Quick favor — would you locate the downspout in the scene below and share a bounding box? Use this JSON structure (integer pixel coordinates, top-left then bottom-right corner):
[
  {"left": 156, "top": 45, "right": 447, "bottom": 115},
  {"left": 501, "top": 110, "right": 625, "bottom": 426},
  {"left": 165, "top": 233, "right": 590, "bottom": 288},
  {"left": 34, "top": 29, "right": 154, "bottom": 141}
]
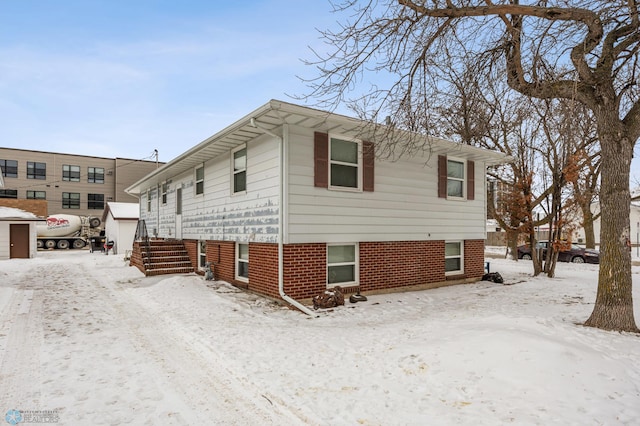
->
[{"left": 250, "top": 118, "right": 316, "bottom": 316}]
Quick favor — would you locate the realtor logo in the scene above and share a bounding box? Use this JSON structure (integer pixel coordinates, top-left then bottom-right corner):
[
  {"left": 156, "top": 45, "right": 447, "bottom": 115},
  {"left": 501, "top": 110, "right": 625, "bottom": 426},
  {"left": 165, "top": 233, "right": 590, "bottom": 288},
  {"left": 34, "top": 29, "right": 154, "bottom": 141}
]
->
[
  {"left": 4, "top": 409, "right": 59, "bottom": 424},
  {"left": 5, "top": 410, "right": 22, "bottom": 425}
]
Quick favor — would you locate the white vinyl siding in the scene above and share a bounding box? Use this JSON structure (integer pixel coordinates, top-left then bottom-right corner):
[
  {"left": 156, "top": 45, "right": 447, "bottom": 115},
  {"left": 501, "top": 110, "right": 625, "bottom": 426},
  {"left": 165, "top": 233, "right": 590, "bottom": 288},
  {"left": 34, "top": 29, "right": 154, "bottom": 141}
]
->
[
  {"left": 142, "top": 133, "right": 280, "bottom": 242},
  {"left": 287, "top": 126, "right": 486, "bottom": 244}
]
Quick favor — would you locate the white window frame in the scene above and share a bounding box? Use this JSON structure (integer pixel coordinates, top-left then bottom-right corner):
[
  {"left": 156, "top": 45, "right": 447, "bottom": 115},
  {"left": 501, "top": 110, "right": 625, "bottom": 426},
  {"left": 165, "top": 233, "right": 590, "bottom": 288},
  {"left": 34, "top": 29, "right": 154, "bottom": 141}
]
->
[
  {"left": 328, "top": 134, "right": 362, "bottom": 192},
  {"left": 198, "top": 240, "right": 207, "bottom": 271},
  {"left": 444, "top": 241, "right": 464, "bottom": 275},
  {"left": 326, "top": 243, "right": 359, "bottom": 288},
  {"left": 446, "top": 157, "right": 466, "bottom": 199},
  {"left": 236, "top": 242, "right": 249, "bottom": 282},
  {"left": 195, "top": 165, "right": 204, "bottom": 196},
  {"left": 231, "top": 145, "right": 247, "bottom": 195},
  {"left": 161, "top": 182, "right": 168, "bottom": 205}
]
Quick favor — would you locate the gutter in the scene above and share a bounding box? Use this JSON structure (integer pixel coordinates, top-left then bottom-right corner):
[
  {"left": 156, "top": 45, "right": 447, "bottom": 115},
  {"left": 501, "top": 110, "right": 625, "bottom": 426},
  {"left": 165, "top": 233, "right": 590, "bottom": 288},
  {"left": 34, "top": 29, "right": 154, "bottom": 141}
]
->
[{"left": 249, "top": 118, "right": 316, "bottom": 316}]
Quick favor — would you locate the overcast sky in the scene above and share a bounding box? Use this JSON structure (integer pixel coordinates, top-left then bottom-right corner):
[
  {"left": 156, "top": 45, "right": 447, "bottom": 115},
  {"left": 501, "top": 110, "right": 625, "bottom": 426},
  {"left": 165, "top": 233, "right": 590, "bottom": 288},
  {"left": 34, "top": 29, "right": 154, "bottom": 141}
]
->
[
  {"left": 2, "top": 1, "right": 640, "bottom": 185},
  {"left": 0, "top": 0, "right": 341, "bottom": 163}
]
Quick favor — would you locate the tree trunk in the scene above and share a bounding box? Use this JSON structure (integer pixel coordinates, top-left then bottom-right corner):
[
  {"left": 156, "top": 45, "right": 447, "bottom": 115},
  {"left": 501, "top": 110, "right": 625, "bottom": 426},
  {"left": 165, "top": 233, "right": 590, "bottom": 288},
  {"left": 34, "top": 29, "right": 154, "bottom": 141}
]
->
[
  {"left": 582, "top": 212, "right": 596, "bottom": 249},
  {"left": 584, "top": 120, "right": 639, "bottom": 332},
  {"left": 507, "top": 231, "right": 519, "bottom": 260}
]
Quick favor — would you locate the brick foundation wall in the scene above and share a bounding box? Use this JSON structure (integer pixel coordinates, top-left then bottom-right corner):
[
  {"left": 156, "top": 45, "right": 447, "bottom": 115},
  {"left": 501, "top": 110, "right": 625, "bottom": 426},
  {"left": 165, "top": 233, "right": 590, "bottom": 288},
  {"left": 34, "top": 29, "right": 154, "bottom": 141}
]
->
[
  {"left": 359, "top": 241, "right": 446, "bottom": 292},
  {"left": 282, "top": 243, "right": 327, "bottom": 300},
  {"left": 248, "top": 243, "right": 280, "bottom": 298},
  {"left": 465, "top": 239, "right": 485, "bottom": 278},
  {"left": 178, "top": 238, "right": 485, "bottom": 302},
  {"left": 183, "top": 239, "right": 198, "bottom": 270},
  {"left": 203, "top": 241, "right": 236, "bottom": 284}
]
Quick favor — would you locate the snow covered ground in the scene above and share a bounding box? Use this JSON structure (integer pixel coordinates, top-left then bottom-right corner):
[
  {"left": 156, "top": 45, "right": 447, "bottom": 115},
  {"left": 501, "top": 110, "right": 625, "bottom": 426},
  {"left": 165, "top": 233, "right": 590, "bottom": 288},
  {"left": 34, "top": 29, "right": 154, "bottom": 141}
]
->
[{"left": 1, "top": 249, "right": 639, "bottom": 425}]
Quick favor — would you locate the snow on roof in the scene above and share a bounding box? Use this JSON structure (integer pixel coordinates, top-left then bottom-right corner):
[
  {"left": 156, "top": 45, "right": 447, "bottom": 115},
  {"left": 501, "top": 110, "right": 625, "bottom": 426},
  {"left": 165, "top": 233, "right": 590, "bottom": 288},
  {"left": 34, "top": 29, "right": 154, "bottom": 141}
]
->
[
  {"left": 0, "top": 206, "right": 40, "bottom": 219},
  {"left": 105, "top": 202, "right": 139, "bottom": 220}
]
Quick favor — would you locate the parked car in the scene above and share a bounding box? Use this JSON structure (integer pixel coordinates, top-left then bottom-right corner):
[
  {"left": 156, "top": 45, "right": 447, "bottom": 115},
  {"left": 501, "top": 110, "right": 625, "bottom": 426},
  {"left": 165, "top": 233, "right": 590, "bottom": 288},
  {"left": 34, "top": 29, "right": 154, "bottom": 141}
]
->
[{"left": 517, "top": 241, "right": 600, "bottom": 264}]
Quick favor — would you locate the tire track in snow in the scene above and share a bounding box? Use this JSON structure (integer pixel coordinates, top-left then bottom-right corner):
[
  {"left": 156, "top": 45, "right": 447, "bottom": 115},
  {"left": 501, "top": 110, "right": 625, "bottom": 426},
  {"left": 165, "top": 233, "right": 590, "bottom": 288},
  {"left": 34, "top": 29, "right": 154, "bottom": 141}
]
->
[
  {"left": 0, "top": 269, "right": 46, "bottom": 414},
  {"left": 84, "top": 263, "right": 306, "bottom": 425}
]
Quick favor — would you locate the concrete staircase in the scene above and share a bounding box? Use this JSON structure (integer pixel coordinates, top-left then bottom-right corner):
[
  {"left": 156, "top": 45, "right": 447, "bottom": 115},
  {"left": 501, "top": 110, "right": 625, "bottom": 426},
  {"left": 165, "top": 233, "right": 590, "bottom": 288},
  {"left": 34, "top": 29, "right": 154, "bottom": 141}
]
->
[{"left": 130, "top": 239, "right": 194, "bottom": 276}]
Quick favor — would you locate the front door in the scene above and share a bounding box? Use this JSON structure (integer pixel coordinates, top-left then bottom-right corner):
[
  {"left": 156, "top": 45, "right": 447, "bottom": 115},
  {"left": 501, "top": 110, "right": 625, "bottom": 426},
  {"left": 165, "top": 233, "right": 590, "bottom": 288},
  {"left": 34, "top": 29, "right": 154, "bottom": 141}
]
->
[
  {"left": 175, "top": 187, "right": 182, "bottom": 239},
  {"left": 10, "top": 224, "right": 30, "bottom": 259}
]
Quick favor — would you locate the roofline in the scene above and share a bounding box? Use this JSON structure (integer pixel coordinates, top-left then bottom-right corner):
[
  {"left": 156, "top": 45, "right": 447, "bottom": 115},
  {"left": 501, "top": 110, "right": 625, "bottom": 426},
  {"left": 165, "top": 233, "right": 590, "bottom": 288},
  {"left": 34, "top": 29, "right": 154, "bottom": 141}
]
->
[
  {"left": 0, "top": 146, "right": 162, "bottom": 164},
  {"left": 125, "top": 99, "right": 510, "bottom": 195},
  {"left": 126, "top": 100, "right": 279, "bottom": 194}
]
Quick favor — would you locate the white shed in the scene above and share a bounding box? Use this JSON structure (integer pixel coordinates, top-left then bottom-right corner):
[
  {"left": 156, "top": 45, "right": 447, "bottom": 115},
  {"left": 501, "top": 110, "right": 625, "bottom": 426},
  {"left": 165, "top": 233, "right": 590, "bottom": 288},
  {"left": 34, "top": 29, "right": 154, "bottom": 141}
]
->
[
  {"left": 0, "top": 207, "right": 45, "bottom": 260},
  {"left": 102, "top": 202, "right": 139, "bottom": 255}
]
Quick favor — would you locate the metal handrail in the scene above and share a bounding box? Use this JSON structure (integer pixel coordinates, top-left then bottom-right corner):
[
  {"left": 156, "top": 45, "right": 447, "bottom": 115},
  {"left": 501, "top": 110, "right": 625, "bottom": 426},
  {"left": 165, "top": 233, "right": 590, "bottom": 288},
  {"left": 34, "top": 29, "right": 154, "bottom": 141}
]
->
[{"left": 134, "top": 220, "right": 151, "bottom": 269}]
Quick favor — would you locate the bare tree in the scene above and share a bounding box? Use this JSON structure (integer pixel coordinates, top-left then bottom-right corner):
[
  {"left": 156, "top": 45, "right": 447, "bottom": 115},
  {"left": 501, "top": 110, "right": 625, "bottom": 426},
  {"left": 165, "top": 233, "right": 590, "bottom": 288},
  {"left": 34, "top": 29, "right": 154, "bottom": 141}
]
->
[{"left": 305, "top": 1, "right": 640, "bottom": 332}]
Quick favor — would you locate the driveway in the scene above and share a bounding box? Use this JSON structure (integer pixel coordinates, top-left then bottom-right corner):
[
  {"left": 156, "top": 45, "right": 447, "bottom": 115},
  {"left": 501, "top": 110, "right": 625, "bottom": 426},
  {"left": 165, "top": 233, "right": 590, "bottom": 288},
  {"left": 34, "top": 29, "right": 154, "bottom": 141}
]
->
[{"left": 0, "top": 252, "right": 300, "bottom": 425}]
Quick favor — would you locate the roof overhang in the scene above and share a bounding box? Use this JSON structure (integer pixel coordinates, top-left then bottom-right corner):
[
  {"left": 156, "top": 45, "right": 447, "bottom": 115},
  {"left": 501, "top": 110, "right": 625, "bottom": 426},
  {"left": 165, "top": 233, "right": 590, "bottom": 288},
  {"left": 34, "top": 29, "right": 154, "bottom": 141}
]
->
[{"left": 125, "top": 99, "right": 510, "bottom": 195}]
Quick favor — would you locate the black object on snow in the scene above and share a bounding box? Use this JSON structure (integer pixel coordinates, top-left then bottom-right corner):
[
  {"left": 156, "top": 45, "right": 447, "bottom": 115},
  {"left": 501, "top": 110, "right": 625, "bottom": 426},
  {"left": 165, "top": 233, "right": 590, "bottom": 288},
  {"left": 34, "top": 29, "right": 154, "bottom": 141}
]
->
[{"left": 481, "top": 272, "right": 504, "bottom": 284}]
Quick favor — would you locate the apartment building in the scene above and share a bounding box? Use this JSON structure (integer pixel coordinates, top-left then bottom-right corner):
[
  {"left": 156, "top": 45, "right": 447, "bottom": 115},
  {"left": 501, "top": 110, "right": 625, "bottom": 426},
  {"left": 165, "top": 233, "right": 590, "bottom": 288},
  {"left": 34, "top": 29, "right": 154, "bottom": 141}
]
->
[{"left": 0, "top": 148, "right": 162, "bottom": 217}]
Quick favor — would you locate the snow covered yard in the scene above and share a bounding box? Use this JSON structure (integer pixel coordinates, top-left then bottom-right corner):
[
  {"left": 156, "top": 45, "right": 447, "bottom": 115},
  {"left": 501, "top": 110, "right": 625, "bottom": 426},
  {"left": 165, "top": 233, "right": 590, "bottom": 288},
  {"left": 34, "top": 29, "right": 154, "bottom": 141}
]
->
[{"left": 0, "top": 251, "right": 639, "bottom": 425}]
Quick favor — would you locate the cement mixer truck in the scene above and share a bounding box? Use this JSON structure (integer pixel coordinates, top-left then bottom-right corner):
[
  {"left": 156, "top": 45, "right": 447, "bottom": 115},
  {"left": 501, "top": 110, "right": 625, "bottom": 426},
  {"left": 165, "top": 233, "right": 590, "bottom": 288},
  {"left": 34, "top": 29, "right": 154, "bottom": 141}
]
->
[{"left": 36, "top": 214, "right": 103, "bottom": 250}]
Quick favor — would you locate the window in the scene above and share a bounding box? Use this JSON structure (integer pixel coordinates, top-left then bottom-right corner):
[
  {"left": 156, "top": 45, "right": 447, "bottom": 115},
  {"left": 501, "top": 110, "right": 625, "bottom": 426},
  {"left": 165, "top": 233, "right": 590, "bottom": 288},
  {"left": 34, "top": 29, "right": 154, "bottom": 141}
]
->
[
  {"left": 176, "top": 187, "right": 182, "bottom": 214},
  {"left": 327, "top": 244, "right": 358, "bottom": 287},
  {"left": 0, "top": 189, "right": 17, "bottom": 199},
  {"left": 438, "top": 156, "right": 474, "bottom": 200},
  {"left": 27, "top": 162, "right": 46, "bottom": 179},
  {"left": 62, "top": 192, "right": 80, "bottom": 209},
  {"left": 27, "top": 190, "right": 46, "bottom": 199},
  {"left": 88, "top": 167, "right": 104, "bottom": 184},
  {"left": 199, "top": 240, "right": 207, "bottom": 270},
  {"left": 161, "top": 182, "right": 168, "bottom": 204},
  {"left": 445, "top": 242, "right": 463, "bottom": 275},
  {"left": 62, "top": 165, "right": 80, "bottom": 182},
  {"left": 447, "top": 159, "right": 465, "bottom": 198},
  {"left": 232, "top": 146, "right": 246, "bottom": 193},
  {"left": 146, "top": 189, "right": 151, "bottom": 212},
  {"left": 88, "top": 193, "right": 104, "bottom": 210},
  {"left": 330, "top": 136, "right": 361, "bottom": 189},
  {"left": 195, "top": 166, "right": 204, "bottom": 195},
  {"left": 315, "top": 132, "right": 374, "bottom": 191},
  {"left": 0, "top": 159, "right": 18, "bottom": 178},
  {"left": 236, "top": 243, "right": 249, "bottom": 281}
]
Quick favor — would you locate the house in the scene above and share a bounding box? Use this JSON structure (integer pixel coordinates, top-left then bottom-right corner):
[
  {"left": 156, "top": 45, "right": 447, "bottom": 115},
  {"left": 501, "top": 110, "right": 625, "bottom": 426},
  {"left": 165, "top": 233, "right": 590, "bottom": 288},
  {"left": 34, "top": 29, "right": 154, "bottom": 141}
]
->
[
  {"left": 125, "top": 100, "right": 507, "bottom": 311},
  {"left": 0, "top": 207, "right": 46, "bottom": 260},
  {"left": 102, "top": 202, "right": 140, "bottom": 255},
  {"left": 576, "top": 199, "right": 640, "bottom": 248}
]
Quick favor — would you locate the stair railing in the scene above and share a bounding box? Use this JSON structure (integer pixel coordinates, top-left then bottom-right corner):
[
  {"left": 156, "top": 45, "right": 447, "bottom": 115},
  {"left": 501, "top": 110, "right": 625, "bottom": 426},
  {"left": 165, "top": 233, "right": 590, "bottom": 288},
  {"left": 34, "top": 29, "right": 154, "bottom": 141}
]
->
[{"left": 134, "top": 220, "right": 151, "bottom": 270}]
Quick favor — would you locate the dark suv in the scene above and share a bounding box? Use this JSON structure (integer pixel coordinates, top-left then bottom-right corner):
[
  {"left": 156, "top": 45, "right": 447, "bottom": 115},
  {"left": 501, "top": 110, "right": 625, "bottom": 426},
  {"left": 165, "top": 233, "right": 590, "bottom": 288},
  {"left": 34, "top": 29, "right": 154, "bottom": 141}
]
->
[{"left": 517, "top": 241, "right": 600, "bottom": 264}]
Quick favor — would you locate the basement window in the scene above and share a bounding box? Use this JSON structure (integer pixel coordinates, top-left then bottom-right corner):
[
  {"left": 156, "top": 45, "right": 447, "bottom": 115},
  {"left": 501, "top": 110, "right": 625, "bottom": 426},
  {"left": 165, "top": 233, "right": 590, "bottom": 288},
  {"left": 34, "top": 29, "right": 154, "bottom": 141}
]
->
[
  {"left": 327, "top": 244, "right": 358, "bottom": 287},
  {"left": 199, "top": 240, "right": 207, "bottom": 270},
  {"left": 445, "top": 241, "right": 464, "bottom": 275},
  {"left": 236, "top": 243, "right": 249, "bottom": 282}
]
